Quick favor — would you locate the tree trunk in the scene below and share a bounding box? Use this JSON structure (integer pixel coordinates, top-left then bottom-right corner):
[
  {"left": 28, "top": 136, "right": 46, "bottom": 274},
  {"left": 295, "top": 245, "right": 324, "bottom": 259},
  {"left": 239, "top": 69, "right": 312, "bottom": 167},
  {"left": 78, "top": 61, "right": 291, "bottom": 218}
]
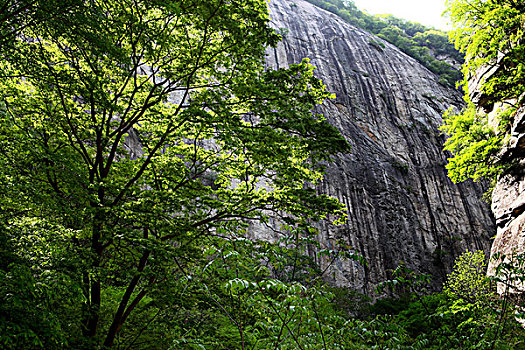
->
[
  {"left": 103, "top": 231, "right": 151, "bottom": 348},
  {"left": 85, "top": 207, "right": 104, "bottom": 338}
]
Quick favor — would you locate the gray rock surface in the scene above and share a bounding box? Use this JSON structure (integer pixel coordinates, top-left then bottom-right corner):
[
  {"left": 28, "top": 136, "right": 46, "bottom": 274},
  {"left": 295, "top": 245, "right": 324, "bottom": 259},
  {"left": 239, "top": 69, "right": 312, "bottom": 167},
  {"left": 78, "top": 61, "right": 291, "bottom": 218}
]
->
[
  {"left": 462, "top": 34, "right": 525, "bottom": 294},
  {"left": 262, "top": 0, "right": 495, "bottom": 294},
  {"left": 488, "top": 108, "right": 525, "bottom": 293}
]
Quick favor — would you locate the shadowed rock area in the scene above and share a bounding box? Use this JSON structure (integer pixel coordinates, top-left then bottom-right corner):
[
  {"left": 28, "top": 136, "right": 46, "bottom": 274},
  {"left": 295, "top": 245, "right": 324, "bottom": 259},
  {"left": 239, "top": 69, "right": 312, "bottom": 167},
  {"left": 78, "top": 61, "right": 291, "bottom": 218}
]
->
[{"left": 260, "top": 0, "right": 495, "bottom": 294}]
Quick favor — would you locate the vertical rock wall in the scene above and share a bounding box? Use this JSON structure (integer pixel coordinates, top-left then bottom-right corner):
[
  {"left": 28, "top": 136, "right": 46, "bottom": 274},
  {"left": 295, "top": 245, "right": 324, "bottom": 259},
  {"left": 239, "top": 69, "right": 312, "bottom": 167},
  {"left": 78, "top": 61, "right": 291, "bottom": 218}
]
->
[
  {"left": 262, "top": 0, "right": 495, "bottom": 294},
  {"left": 465, "top": 43, "right": 525, "bottom": 295},
  {"left": 487, "top": 104, "right": 525, "bottom": 294}
]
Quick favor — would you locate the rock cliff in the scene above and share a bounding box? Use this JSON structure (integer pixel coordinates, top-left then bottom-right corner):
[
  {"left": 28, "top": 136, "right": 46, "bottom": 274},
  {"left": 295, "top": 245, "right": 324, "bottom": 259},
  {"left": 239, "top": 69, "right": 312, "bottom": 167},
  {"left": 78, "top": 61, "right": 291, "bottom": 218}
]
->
[
  {"left": 262, "top": 0, "right": 495, "bottom": 294},
  {"left": 474, "top": 69, "right": 525, "bottom": 294}
]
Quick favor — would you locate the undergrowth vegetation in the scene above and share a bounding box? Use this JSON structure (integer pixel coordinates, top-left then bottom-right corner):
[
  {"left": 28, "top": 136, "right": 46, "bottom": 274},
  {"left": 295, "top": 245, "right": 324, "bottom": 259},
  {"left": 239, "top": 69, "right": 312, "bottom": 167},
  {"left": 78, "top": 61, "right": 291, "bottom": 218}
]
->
[{"left": 3, "top": 225, "right": 525, "bottom": 349}]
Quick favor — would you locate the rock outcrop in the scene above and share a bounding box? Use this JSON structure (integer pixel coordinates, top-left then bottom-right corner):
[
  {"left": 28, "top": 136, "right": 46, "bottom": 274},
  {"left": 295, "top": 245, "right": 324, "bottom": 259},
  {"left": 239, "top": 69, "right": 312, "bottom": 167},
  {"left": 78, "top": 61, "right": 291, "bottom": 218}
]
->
[
  {"left": 462, "top": 28, "right": 525, "bottom": 296},
  {"left": 486, "top": 101, "right": 525, "bottom": 295},
  {"left": 261, "top": 0, "right": 495, "bottom": 294}
]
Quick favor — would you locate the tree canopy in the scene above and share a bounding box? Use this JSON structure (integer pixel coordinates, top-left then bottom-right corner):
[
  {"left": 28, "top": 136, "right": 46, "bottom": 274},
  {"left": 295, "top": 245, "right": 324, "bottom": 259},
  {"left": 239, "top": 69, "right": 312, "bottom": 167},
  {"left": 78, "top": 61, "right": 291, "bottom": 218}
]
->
[
  {"left": 441, "top": 0, "right": 525, "bottom": 185},
  {"left": 0, "top": 0, "right": 350, "bottom": 347},
  {"left": 448, "top": 0, "right": 525, "bottom": 102},
  {"left": 0, "top": 0, "right": 84, "bottom": 49}
]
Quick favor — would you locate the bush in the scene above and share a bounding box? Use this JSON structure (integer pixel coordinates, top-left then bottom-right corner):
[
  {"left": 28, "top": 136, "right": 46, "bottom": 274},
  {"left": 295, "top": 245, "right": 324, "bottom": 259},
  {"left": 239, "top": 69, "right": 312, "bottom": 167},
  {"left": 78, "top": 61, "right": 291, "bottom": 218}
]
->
[{"left": 444, "top": 250, "right": 493, "bottom": 303}]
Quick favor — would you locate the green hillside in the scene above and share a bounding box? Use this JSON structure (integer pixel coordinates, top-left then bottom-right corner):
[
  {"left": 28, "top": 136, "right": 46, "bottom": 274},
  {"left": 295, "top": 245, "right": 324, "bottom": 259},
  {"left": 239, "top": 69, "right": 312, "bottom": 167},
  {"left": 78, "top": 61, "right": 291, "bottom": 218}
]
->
[{"left": 303, "top": 0, "right": 463, "bottom": 87}]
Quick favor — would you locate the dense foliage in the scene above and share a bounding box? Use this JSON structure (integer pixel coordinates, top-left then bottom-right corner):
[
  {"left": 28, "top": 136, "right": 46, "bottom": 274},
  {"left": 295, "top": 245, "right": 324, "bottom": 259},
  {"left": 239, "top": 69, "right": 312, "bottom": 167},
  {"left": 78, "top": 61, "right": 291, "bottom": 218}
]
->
[
  {"left": 1, "top": 0, "right": 524, "bottom": 349},
  {"left": 441, "top": 103, "right": 510, "bottom": 183},
  {"left": 441, "top": 0, "right": 525, "bottom": 185},
  {"left": 0, "top": 0, "right": 350, "bottom": 347},
  {"left": 303, "top": 0, "right": 463, "bottom": 87},
  {"left": 0, "top": 1, "right": 83, "bottom": 48}
]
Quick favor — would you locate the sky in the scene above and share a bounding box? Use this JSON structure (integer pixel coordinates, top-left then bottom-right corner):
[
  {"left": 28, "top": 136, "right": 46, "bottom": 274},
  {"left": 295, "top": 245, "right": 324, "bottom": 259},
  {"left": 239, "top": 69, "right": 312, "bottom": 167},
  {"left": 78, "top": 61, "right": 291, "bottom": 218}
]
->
[{"left": 351, "top": 0, "right": 452, "bottom": 31}]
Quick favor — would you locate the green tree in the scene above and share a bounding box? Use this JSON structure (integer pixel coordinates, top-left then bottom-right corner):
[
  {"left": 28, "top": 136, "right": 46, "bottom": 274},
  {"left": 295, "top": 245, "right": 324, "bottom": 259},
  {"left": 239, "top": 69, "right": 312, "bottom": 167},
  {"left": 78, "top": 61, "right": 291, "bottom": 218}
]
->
[
  {"left": 444, "top": 250, "right": 492, "bottom": 303},
  {"left": 0, "top": 0, "right": 84, "bottom": 49},
  {"left": 447, "top": 0, "right": 525, "bottom": 102},
  {"left": 441, "top": 104, "right": 508, "bottom": 183},
  {"left": 442, "top": 0, "right": 525, "bottom": 185},
  {"left": 0, "top": 0, "right": 349, "bottom": 347}
]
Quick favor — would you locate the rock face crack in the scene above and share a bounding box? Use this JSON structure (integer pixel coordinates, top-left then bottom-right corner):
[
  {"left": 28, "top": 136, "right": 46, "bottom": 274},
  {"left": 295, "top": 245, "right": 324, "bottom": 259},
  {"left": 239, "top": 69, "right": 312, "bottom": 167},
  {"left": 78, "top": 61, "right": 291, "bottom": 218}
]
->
[{"left": 253, "top": 0, "right": 495, "bottom": 294}]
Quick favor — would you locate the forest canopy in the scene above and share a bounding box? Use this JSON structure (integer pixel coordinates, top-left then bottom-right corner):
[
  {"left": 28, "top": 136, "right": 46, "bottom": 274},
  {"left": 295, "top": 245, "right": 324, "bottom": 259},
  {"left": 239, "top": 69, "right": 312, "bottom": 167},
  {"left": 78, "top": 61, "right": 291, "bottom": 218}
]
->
[
  {"left": 303, "top": 0, "right": 464, "bottom": 87},
  {"left": 0, "top": 0, "right": 350, "bottom": 347},
  {"left": 1, "top": 0, "right": 525, "bottom": 349},
  {"left": 441, "top": 0, "right": 525, "bottom": 185}
]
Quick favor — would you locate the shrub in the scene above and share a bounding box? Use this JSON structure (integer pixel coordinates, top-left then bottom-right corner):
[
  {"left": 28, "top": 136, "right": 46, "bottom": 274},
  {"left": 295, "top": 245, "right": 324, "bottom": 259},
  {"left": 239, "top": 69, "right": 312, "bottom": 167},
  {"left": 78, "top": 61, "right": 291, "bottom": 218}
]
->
[{"left": 444, "top": 250, "right": 493, "bottom": 303}]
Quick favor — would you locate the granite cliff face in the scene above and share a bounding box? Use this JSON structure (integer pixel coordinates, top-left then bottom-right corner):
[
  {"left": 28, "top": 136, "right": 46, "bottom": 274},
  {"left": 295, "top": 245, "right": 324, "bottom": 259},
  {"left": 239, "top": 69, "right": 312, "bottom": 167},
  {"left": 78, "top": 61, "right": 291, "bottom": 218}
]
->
[
  {"left": 471, "top": 62, "right": 525, "bottom": 293},
  {"left": 261, "top": 0, "right": 495, "bottom": 294}
]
